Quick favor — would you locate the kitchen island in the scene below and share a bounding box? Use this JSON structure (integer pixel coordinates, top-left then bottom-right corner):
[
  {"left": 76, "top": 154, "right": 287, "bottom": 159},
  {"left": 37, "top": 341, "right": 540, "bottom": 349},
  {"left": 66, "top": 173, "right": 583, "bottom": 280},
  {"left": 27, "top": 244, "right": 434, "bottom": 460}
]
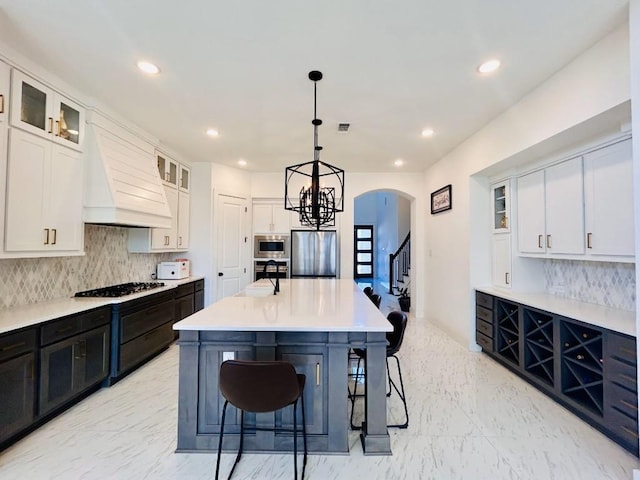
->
[{"left": 173, "top": 278, "right": 393, "bottom": 455}]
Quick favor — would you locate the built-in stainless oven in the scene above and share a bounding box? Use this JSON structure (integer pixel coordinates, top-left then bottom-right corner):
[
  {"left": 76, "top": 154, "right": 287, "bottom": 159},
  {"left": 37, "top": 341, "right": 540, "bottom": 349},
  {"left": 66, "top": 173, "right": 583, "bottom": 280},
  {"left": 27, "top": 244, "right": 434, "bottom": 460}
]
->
[
  {"left": 254, "top": 235, "right": 289, "bottom": 259},
  {"left": 254, "top": 260, "right": 288, "bottom": 281}
]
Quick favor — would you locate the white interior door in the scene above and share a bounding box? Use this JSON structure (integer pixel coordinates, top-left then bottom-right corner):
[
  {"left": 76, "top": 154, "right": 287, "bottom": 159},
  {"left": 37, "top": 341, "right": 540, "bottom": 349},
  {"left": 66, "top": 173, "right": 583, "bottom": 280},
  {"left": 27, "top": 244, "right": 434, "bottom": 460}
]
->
[{"left": 216, "top": 194, "right": 249, "bottom": 300}]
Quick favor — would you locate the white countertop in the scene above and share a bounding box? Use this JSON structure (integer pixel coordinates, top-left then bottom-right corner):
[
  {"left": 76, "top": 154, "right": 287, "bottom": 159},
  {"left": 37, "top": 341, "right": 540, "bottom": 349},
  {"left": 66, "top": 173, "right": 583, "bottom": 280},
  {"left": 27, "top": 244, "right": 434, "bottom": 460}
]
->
[
  {"left": 477, "top": 286, "right": 636, "bottom": 337},
  {"left": 0, "top": 276, "right": 204, "bottom": 335},
  {"left": 174, "top": 278, "right": 393, "bottom": 333}
]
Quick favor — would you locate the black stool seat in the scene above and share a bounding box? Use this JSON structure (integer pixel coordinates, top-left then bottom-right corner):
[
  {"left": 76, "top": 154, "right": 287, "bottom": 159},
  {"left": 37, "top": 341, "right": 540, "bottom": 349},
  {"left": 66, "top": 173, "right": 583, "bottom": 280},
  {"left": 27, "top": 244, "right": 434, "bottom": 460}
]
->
[{"left": 216, "top": 360, "right": 307, "bottom": 480}]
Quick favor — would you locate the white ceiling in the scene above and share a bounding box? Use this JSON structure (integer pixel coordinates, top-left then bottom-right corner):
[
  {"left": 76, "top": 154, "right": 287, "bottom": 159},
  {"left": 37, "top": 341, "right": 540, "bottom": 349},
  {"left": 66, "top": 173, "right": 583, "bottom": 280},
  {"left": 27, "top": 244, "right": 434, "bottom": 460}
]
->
[{"left": 0, "top": 0, "right": 629, "bottom": 172}]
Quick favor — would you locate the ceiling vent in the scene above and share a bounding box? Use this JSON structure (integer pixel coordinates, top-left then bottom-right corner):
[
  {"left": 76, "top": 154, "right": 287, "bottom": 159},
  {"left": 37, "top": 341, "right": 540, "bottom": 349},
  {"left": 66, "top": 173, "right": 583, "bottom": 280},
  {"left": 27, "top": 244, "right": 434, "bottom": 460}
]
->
[{"left": 337, "top": 123, "right": 350, "bottom": 132}]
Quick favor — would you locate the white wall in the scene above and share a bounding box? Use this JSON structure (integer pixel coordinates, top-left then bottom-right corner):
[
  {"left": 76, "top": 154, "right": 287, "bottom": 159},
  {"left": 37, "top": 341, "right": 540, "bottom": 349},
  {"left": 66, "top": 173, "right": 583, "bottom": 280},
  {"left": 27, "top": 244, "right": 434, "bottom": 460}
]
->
[{"left": 424, "top": 24, "right": 631, "bottom": 347}]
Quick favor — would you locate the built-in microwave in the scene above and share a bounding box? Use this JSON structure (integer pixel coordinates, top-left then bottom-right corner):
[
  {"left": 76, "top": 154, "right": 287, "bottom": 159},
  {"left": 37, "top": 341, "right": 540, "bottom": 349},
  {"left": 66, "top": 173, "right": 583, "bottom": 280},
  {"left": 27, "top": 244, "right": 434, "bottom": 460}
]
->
[{"left": 254, "top": 235, "right": 289, "bottom": 258}]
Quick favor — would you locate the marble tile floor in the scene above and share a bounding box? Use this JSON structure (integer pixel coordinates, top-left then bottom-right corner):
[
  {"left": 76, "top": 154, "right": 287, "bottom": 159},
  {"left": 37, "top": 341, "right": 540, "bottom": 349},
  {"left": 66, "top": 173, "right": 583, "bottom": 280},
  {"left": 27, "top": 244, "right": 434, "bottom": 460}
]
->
[{"left": 1, "top": 295, "right": 639, "bottom": 479}]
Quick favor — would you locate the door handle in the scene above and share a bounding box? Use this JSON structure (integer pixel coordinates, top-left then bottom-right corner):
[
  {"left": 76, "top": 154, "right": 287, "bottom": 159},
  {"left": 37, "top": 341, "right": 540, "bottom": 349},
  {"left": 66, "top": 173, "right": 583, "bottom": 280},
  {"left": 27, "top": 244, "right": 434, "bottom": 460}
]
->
[{"left": 218, "top": 272, "right": 224, "bottom": 276}]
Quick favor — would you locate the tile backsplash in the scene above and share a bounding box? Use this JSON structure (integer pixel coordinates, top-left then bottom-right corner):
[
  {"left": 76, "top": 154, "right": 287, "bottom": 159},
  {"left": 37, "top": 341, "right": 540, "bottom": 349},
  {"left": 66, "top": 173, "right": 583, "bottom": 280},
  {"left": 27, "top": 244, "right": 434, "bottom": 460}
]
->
[
  {"left": 0, "top": 225, "right": 175, "bottom": 309},
  {"left": 544, "top": 259, "right": 636, "bottom": 311}
]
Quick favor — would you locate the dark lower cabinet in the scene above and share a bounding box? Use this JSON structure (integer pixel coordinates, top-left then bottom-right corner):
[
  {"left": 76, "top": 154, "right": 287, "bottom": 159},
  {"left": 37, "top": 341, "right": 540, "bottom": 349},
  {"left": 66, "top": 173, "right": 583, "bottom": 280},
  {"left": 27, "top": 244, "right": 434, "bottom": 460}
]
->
[
  {"left": 476, "top": 290, "right": 639, "bottom": 456},
  {"left": 0, "top": 328, "right": 37, "bottom": 445},
  {"left": 39, "top": 309, "right": 111, "bottom": 416},
  {"left": 194, "top": 279, "right": 205, "bottom": 311}
]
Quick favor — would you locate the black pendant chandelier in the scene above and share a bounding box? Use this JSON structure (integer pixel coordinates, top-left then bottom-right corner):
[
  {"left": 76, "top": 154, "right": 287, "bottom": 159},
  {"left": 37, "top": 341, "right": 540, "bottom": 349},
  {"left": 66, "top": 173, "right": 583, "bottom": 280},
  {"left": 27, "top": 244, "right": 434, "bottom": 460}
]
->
[{"left": 285, "top": 71, "right": 344, "bottom": 230}]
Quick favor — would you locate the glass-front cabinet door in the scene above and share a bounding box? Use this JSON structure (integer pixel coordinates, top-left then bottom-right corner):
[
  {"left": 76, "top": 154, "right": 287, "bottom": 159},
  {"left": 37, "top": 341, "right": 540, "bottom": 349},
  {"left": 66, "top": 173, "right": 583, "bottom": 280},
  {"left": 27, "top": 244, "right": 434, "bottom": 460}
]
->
[
  {"left": 10, "top": 70, "right": 84, "bottom": 151},
  {"left": 11, "top": 70, "right": 51, "bottom": 137},
  {"left": 157, "top": 153, "right": 178, "bottom": 187},
  {"left": 53, "top": 97, "right": 84, "bottom": 149},
  {"left": 179, "top": 164, "right": 190, "bottom": 192},
  {"left": 491, "top": 180, "right": 510, "bottom": 233}
]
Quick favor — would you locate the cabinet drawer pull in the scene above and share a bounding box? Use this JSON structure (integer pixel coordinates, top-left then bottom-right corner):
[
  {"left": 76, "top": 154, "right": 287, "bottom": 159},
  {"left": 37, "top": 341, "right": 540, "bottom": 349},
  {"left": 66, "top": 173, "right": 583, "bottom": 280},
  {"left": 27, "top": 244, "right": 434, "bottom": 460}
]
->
[
  {"left": 620, "top": 399, "right": 638, "bottom": 411},
  {"left": 538, "top": 235, "right": 543, "bottom": 248},
  {"left": 546, "top": 235, "right": 551, "bottom": 249},
  {"left": 44, "top": 228, "right": 50, "bottom": 245},
  {"left": 1, "top": 341, "right": 26, "bottom": 352},
  {"left": 0, "top": 93, "right": 4, "bottom": 113},
  {"left": 48, "top": 117, "right": 54, "bottom": 134},
  {"left": 52, "top": 228, "right": 57, "bottom": 245},
  {"left": 587, "top": 232, "right": 593, "bottom": 249},
  {"left": 316, "top": 362, "right": 320, "bottom": 385},
  {"left": 622, "top": 426, "right": 639, "bottom": 439}
]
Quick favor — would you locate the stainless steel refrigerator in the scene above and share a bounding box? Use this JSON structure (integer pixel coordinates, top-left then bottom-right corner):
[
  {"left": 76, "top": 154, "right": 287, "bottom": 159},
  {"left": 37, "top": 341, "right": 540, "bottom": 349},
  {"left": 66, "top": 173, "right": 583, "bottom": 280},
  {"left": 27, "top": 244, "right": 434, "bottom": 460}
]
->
[{"left": 290, "top": 230, "right": 338, "bottom": 277}]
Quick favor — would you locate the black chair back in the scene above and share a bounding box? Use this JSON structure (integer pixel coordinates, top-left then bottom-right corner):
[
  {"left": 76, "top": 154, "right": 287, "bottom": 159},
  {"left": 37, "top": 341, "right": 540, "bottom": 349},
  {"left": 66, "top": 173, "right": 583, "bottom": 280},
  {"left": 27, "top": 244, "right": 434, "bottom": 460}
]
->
[
  {"left": 219, "top": 360, "right": 304, "bottom": 413},
  {"left": 386, "top": 311, "right": 408, "bottom": 356},
  {"left": 363, "top": 286, "right": 373, "bottom": 297},
  {"left": 369, "top": 294, "right": 382, "bottom": 309}
]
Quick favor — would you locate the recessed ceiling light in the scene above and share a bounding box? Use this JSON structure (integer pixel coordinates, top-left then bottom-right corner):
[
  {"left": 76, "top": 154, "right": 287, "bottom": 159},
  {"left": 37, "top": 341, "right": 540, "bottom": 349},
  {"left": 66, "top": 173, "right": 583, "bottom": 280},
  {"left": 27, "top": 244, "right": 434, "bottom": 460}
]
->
[
  {"left": 206, "top": 128, "right": 219, "bottom": 137},
  {"left": 394, "top": 159, "right": 404, "bottom": 167},
  {"left": 421, "top": 128, "right": 435, "bottom": 138},
  {"left": 137, "top": 60, "right": 160, "bottom": 75},
  {"left": 237, "top": 159, "right": 247, "bottom": 167},
  {"left": 477, "top": 59, "right": 501, "bottom": 74}
]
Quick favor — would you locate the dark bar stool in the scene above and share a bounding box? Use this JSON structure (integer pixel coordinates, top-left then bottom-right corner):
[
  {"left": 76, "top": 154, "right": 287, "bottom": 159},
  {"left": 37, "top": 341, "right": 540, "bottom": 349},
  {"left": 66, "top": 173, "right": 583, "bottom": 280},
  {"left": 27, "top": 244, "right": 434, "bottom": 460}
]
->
[
  {"left": 369, "top": 293, "right": 382, "bottom": 309},
  {"left": 349, "top": 311, "right": 409, "bottom": 429},
  {"left": 215, "top": 360, "right": 308, "bottom": 480},
  {"left": 363, "top": 286, "right": 373, "bottom": 297}
]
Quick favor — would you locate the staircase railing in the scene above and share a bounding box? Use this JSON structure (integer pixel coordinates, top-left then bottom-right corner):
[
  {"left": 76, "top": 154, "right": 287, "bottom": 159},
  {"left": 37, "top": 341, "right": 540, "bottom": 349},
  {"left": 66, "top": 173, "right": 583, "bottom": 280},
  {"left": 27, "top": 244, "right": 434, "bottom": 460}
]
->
[{"left": 389, "top": 232, "right": 410, "bottom": 294}]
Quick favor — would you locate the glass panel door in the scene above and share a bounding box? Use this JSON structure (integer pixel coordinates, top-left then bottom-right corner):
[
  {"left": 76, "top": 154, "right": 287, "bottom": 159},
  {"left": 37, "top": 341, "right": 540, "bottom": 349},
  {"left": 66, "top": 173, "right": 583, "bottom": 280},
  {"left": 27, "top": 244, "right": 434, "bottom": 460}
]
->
[
  {"left": 157, "top": 155, "right": 167, "bottom": 181},
  {"left": 354, "top": 225, "right": 374, "bottom": 278},
  {"left": 180, "top": 165, "right": 190, "bottom": 191},
  {"left": 21, "top": 81, "right": 48, "bottom": 132},
  {"left": 57, "top": 102, "right": 80, "bottom": 145}
]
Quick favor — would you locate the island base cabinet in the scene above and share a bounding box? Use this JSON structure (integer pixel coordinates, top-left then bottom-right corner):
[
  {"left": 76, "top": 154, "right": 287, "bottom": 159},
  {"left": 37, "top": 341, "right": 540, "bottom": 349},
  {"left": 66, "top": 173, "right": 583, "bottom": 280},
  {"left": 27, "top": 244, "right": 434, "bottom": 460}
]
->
[
  {"left": 0, "top": 352, "right": 36, "bottom": 444},
  {"left": 39, "top": 324, "right": 110, "bottom": 416},
  {"left": 276, "top": 351, "right": 325, "bottom": 436}
]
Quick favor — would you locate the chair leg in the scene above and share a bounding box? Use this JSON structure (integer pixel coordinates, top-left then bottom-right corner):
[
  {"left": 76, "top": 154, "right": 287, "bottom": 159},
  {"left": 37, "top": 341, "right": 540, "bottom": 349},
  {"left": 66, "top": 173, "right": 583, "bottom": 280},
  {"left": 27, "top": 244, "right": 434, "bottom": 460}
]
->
[
  {"left": 387, "top": 354, "right": 409, "bottom": 428},
  {"left": 293, "top": 399, "right": 298, "bottom": 480},
  {"left": 350, "top": 356, "right": 363, "bottom": 430},
  {"left": 386, "top": 358, "right": 392, "bottom": 397},
  {"left": 227, "top": 410, "right": 245, "bottom": 479},
  {"left": 301, "top": 392, "right": 307, "bottom": 480},
  {"left": 215, "top": 400, "right": 228, "bottom": 480}
]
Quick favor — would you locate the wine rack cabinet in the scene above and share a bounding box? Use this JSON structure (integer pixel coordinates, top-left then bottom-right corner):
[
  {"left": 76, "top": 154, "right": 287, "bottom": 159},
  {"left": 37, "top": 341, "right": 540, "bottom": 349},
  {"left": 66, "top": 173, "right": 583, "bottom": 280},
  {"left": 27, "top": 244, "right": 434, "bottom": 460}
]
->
[
  {"left": 476, "top": 290, "right": 638, "bottom": 456},
  {"left": 560, "top": 322, "right": 603, "bottom": 416},
  {"left": 495, "top": 299, "right": 520, "bottom": 366},
  {"left": 523, "top": 308, "right": 554, "bottom": 387}
]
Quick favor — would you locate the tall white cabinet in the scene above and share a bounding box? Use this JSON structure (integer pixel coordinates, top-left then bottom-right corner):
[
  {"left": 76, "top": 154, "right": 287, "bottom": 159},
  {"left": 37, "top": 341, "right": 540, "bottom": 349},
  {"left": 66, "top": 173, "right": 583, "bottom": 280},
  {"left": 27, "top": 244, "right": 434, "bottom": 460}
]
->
[
  {"left": 128, "top": 151, "right": 191, "bottom": 252},
  {"left": 490, "top": 181, "right": 512, "bottom": 289}
]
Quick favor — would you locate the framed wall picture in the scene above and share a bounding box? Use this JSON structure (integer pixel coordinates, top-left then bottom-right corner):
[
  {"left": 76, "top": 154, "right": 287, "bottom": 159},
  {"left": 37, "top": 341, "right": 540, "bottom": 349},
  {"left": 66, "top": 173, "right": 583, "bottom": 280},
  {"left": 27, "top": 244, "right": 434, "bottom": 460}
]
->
[{"left": 430, "top": 184, "right": 452, "bottom": 214}]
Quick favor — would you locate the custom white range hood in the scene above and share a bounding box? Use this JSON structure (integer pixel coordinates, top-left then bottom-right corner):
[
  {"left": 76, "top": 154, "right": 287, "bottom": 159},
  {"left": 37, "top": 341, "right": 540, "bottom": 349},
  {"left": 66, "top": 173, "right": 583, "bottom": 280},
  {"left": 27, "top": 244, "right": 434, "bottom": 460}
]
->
[{"left": 83, "top": 111, "right": 171, "bottom": 228}]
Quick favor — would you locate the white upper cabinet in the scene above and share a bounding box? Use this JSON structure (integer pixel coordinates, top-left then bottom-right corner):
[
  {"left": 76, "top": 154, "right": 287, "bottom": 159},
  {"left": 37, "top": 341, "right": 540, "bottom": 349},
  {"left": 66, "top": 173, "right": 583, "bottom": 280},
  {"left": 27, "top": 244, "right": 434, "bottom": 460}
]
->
[
  {"left": 177, "top": 191, "right": 190, "bottom": 248},
  {"left": 253, "top": 201, "right": 290, "bottom": 234},
  {"left": 517, "top": 157, "right": 584, "bottom": 256},
  {"left": 583, "top": 138, "right": 634, "bottom": 258},
  {"left": 179, "top": 164, "right": 190, "bottom": 193},
  {"left": 4, "top": 128, "right": 83, "bottom": 253},
  {"left": 544, "top": 157, "right": 584, "bottom": 255},
  {"left": 10, "top": 70, "right": 84, "bottom": 151},
  {"left": 0, "top": 61, "right": 9, "bottom": 123},
  {"left": 491, "top": 181, "right": 510, "bottom": 233},
  {"left": 517, "top": 170, "right": 546, "bottom": 254}
]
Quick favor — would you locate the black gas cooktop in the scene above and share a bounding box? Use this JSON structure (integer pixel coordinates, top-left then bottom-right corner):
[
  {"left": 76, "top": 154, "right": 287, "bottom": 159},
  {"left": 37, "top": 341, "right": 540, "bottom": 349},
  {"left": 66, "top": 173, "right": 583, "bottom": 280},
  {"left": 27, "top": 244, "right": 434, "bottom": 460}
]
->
[{"left": 74, "top": 282, "right": 165, "bottom": 298}]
